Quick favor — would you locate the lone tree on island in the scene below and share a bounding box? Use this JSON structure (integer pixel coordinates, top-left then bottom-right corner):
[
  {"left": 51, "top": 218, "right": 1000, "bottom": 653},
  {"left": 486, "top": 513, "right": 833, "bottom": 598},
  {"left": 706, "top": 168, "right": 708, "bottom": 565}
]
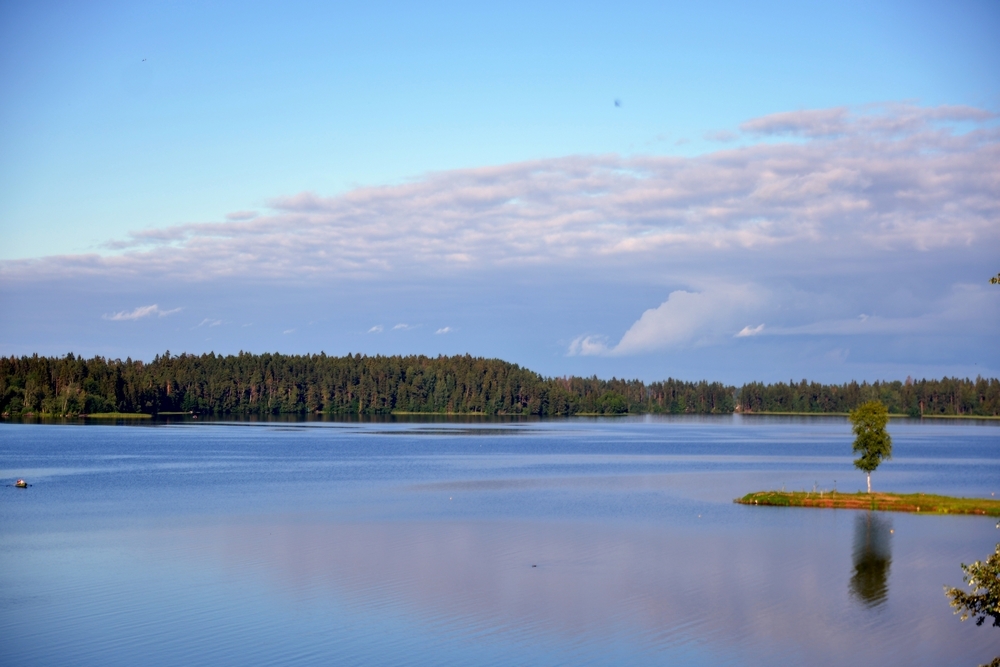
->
[{"left": 850, "top": 400, "right": 892, "bottom": 493}]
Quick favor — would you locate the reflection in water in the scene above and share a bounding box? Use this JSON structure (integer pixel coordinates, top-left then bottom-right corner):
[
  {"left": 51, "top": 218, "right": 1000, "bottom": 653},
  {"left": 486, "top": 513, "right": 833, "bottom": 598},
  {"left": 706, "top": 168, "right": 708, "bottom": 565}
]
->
[{"left": 850, "top": 512, "right": 892, "bottom": 607}]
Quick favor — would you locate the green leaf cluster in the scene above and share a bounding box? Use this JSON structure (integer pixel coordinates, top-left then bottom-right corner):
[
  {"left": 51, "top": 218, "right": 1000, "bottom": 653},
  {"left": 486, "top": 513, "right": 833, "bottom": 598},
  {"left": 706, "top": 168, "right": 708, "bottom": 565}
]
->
[
  {"left": 850, "top": 400, "right": 892, "bottom": 474},
  {"left": 946, "top": 543, "right": 1000, "bottom": 628}
]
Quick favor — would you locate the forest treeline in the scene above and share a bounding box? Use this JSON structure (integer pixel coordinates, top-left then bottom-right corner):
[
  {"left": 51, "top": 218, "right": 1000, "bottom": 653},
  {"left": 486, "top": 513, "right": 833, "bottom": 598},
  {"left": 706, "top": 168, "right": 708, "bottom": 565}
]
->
[{"left": 0, "top": 352, "right": 998, "bottom": 418}]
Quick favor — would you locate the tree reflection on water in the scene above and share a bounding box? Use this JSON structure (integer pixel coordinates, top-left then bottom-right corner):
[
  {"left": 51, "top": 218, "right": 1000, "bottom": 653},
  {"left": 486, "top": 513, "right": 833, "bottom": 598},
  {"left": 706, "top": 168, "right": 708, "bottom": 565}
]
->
[{"left": 850, "top": 512, "right": 893, "bottom": 607}]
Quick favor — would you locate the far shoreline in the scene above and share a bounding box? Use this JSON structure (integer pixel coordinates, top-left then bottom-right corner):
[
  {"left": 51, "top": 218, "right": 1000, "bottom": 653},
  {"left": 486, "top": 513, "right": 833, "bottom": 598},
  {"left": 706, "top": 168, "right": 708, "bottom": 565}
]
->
[
  {"left": 3, "top": 411, "right": 1000, "bottom": 423},
  {"left": 736, "top": 411, "right": 1000, "bottom": 420}
]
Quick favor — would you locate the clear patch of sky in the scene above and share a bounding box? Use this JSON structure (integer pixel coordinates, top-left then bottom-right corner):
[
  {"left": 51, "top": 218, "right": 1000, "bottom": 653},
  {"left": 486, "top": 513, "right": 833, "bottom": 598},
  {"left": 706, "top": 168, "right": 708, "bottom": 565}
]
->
[{"left": 1, "top": 0, "right": 998, "bottom": 259}]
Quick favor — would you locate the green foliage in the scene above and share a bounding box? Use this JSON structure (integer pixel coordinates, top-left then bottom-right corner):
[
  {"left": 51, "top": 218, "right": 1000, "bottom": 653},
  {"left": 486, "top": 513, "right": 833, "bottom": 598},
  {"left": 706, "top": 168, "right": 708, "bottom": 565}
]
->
[
  {"left": 736, "top": 377, "right": 1000, "bottom": 417},
  {"left": 0, "top": 352, "right": 733, "bottom": 417},
  {"left": 990, "top": 273, "right": 1000, "bottom": 285},
  {"left": 945, "top": 543, "right": 1000, "bottom": 627},
  {"left": 850, "top": 400, "right": 892, "bottom": 475},
  {"left": 1, "top": 353, "right": 998, "bottom": 419}
]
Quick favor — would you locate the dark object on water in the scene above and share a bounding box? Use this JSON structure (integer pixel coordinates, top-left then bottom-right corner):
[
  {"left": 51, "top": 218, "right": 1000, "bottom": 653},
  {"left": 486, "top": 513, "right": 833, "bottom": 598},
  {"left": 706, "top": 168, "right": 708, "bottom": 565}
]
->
[{"left": 15, "top": 479, "right": 27, "bottom": 488}]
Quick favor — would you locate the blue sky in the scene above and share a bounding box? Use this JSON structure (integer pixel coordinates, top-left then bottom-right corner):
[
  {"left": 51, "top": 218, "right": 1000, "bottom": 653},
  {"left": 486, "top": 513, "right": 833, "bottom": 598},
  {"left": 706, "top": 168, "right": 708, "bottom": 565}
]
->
[{"left": 1, "top": 0, "right": 998, "bottom": 383}]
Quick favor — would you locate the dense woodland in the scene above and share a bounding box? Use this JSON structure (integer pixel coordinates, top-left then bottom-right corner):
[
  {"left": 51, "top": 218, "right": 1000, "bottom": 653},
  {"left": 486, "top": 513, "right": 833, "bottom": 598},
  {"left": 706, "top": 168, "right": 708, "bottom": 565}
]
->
[
  {"left": 736, "top": 377, "right": 1000, "bottom": 417},
  {"left": 0, "top": 352, "right": 997, "bottom": 418}
]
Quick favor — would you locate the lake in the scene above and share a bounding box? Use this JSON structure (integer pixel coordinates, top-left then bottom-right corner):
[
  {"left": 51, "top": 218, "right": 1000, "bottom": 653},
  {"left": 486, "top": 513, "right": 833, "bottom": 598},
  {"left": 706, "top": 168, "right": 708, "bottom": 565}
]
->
[{"left": 2, "top": 416, "right": 999, "bottom": 666}]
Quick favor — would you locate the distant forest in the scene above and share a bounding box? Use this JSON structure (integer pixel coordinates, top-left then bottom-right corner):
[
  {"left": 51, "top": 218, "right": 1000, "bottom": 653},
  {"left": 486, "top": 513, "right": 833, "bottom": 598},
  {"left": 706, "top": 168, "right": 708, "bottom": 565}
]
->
[{"left": 1, "top": 352, "right": 998, "bottom": 418}]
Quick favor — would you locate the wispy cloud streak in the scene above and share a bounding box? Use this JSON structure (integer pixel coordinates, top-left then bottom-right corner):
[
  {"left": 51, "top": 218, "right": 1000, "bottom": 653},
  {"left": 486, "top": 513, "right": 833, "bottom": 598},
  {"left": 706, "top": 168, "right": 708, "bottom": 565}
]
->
[
  {"left": 736, "top": 324, "right": 765, "bottom": 338},
  {"left": 103, "top": 304, "right": 181, "bottom": 321}
]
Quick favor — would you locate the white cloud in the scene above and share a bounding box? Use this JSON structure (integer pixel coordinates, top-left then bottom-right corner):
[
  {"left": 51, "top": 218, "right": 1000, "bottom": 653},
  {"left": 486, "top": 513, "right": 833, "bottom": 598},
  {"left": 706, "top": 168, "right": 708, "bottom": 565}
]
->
[
  {"left": 393, "top": 323, "right": 413, "bottom": 330},
  {"left": 740, "top": 107, "right": 852, "bottom": 138},
  {"left": 736, "top": 324, "right": 765, "bottom": 337},
  {"left": 435, "top": 327, "right": 452, "bottom": 334},
  {"left": 367, "top": 325, "right": 384, "bottom": 333},
  {"left": 7, "top": 103, "right": 995, "bottom": 284},
  {"left": 103, "top": 304, "right": 181, "bottom": 321},
  {"left": 194, "top": 318, "right": 222, "bottom": 328},
  {"left": 283, "top": 329, "right": 295, "bottom": 334},
  {"left": 571, "top": 285, "right": 772, "bottom": 355},
  {"left": 567, "top": 335, "right": 611, "bottom": 356},
  {"left": 740, "top": 103, "right": 993, "bottom": 138},
  {"left": 611, "top": 286, "right": 763, "bottom": 355}
]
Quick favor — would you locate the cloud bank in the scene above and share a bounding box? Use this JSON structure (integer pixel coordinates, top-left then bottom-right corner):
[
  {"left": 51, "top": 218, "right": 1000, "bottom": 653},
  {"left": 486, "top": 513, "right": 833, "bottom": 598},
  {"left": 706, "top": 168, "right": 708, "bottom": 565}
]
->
[
  {"left": 570, "top": 285, "right": 765, "bottom": 355},
  {"left": 3, "top": 103, "right": 995, "bottom": 284}
]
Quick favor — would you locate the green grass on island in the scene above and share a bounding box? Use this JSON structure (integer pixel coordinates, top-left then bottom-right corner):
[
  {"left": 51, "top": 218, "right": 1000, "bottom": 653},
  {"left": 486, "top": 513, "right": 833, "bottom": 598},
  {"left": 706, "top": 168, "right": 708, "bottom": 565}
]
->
[{"left": 736, "top": 490, "right": 1000, "bottom": 516}]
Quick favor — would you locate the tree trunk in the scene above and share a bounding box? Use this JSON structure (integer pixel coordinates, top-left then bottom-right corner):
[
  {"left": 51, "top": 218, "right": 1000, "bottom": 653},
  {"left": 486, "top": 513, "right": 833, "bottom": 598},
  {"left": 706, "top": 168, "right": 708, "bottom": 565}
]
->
[{"left": 867, "top": 472, "right": 871, "bottom": 494}]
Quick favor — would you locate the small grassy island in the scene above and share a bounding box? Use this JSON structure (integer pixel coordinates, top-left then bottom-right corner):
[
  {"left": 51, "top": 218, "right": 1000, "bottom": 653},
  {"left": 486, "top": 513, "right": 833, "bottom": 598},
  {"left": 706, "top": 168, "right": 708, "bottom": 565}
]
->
[{"left": 736, "top": 490, "right": 1000, "bottom": 516}]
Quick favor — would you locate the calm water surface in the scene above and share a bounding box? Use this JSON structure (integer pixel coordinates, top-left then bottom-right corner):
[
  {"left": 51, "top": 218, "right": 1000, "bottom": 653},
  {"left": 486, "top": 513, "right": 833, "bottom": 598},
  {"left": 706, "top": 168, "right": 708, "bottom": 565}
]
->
[{"left": 2, "top": 416, "right": 999, "bottom": 666}]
